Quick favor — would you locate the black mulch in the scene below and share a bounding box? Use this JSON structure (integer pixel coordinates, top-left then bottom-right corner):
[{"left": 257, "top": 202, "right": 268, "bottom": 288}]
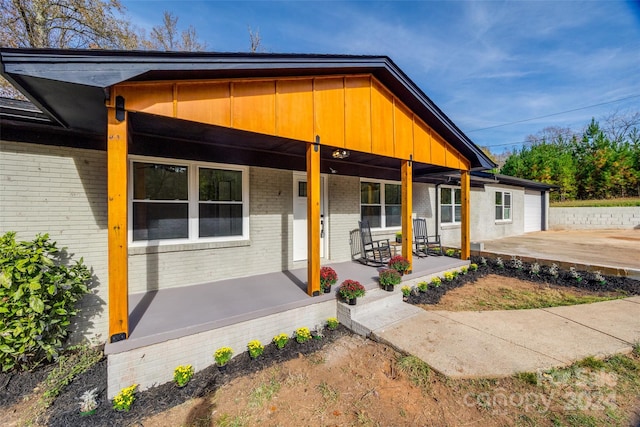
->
[
  {"left": 406, "top": 255, "right": 640, "bottom": 305},
  {"left": 8, "top": 326, "right": 350, "bottom": 427}
]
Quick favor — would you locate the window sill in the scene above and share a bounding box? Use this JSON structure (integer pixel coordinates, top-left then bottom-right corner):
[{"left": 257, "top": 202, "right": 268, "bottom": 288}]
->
[
  {"left": 129, "top": 239, "right": 251, "bottom": 255},
  {"left": 440, "top": 223, "right": 461, "bottom": 230},
  {"left": 494, "top": 220, "right": 513, "bottom": 225}
]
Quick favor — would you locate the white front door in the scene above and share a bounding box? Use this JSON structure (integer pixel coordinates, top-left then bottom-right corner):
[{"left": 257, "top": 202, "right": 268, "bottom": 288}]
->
[
  {"left": 293, "top": 174, "right": 326, "bottom": 261},
  {"left": 524, "top": 190, "right": 542, "bottom": 233}
]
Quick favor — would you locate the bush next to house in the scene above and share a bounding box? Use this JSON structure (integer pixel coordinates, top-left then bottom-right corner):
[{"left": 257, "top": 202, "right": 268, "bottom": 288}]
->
[{"left": 0, "top": 232, "right": 91, "bottom": 371}]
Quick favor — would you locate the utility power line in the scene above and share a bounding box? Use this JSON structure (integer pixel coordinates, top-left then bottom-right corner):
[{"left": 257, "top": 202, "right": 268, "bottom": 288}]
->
[{"left": 467, "top": 94, "right": 640, "bottom": 133}]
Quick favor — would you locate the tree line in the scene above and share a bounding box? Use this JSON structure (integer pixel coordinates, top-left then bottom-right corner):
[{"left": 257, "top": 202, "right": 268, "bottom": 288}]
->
[{"left": 500, "top": 112, "right": 640, "bottom": 201}]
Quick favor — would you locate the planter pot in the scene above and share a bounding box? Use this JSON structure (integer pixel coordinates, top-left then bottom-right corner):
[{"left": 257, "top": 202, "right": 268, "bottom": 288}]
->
[
  {"left": 323, "top": 285, "right": 331, "bottom": 294},
  {"left": 396, "top": 237, "right": 402, "bottom": 243},
  {"left": 217, "top": 364, "right": 227, "bottom": 373},
  {"left": 347, "top": 297, "right": 357, "bottom": 305},
  {"left": 384, "top": 284, "right": 394, "bottom": 292}
]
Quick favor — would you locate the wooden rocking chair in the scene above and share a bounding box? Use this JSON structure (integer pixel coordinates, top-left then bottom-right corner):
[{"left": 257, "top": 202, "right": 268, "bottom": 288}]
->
[
  {"left": 413, "top": 218, "right": 443, "bottom": 257},
  {"left": 358, "top": 221, "right": 392, "bottom": 266}
]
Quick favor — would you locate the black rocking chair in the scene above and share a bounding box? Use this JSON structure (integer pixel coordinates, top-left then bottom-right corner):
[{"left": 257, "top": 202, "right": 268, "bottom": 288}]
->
[
  {"left": 358, "top": 220, "right": 392, "bottom": 266},
  {"left": 413, "top": 218, "right": 443, "bottom": 257}
]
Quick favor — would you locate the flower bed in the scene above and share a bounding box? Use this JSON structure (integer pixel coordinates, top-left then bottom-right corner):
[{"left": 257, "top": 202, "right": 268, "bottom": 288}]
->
[{"left": 405, "top": 256, "right": 640, "bottom": 306}]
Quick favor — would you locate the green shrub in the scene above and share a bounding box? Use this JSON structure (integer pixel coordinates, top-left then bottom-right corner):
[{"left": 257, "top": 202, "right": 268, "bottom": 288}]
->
[{"left": 0, "top": 232, "right": 91, "bottom": 371}]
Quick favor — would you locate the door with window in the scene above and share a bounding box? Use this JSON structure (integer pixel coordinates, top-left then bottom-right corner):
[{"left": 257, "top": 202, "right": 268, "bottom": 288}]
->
[{"left": 293, "top": 174, "right": 326, "bottom": 261}]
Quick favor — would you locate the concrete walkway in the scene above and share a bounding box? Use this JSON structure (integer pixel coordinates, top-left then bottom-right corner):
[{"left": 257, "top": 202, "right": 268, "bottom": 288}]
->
[{"left": 347, "top": 294, "right": 640, "bottom": 378}]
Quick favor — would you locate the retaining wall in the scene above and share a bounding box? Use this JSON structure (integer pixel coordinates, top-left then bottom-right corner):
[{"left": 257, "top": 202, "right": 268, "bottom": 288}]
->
[{"left": 549, "top": 207, "right": 640, "bottom": 230}]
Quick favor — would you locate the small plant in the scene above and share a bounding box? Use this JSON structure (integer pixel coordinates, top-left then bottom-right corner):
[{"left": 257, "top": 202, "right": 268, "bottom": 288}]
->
[
  {"left": 480, "top": 256, "right": 487, "bottom": 266},
  {"left": 445, "top": 248, "right": 457, "bottom": 257},
  {"left": 395, "top": 231, "right": 402, "bottom": 243},
  {"left": 173, "top": 364, "right": 194, "bottom": 387},
  {"left": 295, "top": 327, "right": 312, "bottom": 344},
  {"left": 338, "top": 279, "right": 366, "bottom": 300},
  {"left": 530, "top": 262, "right": 541, "bottom": 276},
  {"left": 112, "top": 384, "right": 137, "bottom": 412},
  {"left": 320, "top": 266, "right": 338, "bottom": 292},
  {"left": 593, "top": 270, "right": 607, "bottom": 285},
  {"left": 469, "top": 263, "right": 478, "bottom": 271},
  {"left": 452, "top": 270, "right": 459, "bottom": 278},
  {"left": 510, "top": 256, "right": 523, "bottom": 270},
  {"left": 326, "top": 317, "right": 339, "bottom": 330},
  {"left": 460, "top": 266, "right": 468, "bottom": 275},
  {"left": 214, "top": 347, "right": 233, "bottom": 366},
  {"left": 388, "top": 255, "right": 410, "bottom": 274},
  {"left": 548, "top": 263, "right": 559, "bottom": 278},
  {"left": 272, "top": 333, "right": 289, "bottom": 349},
  {"left": 431, "top": 277, "right": 442, "bottom": 288},
  {"left": 401, "top": 285, "right": 411, "bottom": 297},
  {"left": 379, "top": 268, "right": 402, "bottom": 287},
  {"left": 247, "top": 340, "right": 264, "bottom": 359},
  {"left": 417, "top": 281, "right": 428, "bottom": 292},
  {"left": 495, "top": 257, "right": 504, "bottom": 269},
  {"left": 569, "top": 267, "right": 583, "bottom": 282},
  {"left": 78, "top": 388, "right": 99, "bottom": 415},
  {"left": 443, "top": 271, "right": 455, "bottom": 282},
  {"left": 313, "top": 324, "right": 324, "bottom": 339}
]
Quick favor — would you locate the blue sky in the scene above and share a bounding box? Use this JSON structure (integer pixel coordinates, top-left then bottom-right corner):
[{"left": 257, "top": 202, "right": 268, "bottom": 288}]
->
[{"left": 123, "top": 0, "right": 640, "bottom": 154}]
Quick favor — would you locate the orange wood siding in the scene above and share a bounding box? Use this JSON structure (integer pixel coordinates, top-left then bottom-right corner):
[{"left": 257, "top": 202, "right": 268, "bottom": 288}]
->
[
  {"left": 276, "top": 79, "right": 314, "bottom": 141},
  {"left": 232, "top": 81, "right": 276, "bottom": 135},
  {"left": 113, "top": 75, "right": 471, "bottom": 170},
  {"left": 394, "top": 102, "right": 414, "bottom": 159},
  {"left": 344, "top": 76, "right": 372, "bottom": 153},
  {"left": 177, "top": 82, "right": 231, "bottom": 126},
  {"left": 107, "top": 107, "right": 129, "bottom": 341},
  {"left": 313, "top": 77, "right": 346, "bottom": 147},
  {"left": 370, "top": 81, "right": 395, "bottom": 157}
]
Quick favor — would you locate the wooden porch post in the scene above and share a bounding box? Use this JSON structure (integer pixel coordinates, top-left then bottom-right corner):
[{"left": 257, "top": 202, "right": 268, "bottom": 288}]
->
[
  {"left": 401, "top": 159, "right": 413, "bottom": 272},
  {"left": 460, "top": 169, "right": 471, "bottom": 260},
  {"left": 107, "top": 101, "right": 129, "bottom": 342},
  {"left": 306, "top": 137, "right": 321, "bottom": 296}
]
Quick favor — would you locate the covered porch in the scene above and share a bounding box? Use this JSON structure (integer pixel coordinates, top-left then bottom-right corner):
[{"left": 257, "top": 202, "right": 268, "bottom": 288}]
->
[{"left": 106, "top": 255, "right": 468, "bottom": 354}]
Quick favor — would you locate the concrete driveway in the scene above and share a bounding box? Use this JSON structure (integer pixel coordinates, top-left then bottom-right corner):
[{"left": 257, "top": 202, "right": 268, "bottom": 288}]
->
[{"left": 479, "top": 229, "right": 640, "bottom": 272}]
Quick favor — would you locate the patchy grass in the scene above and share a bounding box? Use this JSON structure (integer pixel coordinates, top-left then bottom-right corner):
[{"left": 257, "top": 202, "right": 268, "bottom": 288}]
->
[
  {"left": 431, "top": 283, "right": 623, "bottom": 312},
  {"left": 551, "top": 197, "right": 640, "bottom": 207},
  {"left": 396, "top": 355, "right": 431, "bottom": 392}
]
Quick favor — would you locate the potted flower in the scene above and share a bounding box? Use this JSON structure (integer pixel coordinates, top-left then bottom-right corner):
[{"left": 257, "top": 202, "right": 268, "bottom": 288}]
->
[
  {"left": 78, "top": 388, "right": 99, "bottom": 416},
  {"left": 401, "top": 285, "right": 412, "bottom": 301},
  {"left": 378, "top": 268, "right": 401, "bottom": 291},
  {"left": 320, "top": 266, "right": 338, "bottom": 293},
  {"left": 214, "top": 346, "right": 233, "bottom": 372},
  {"left": 338, "top": 279, "right": 365, "bottom": 305},
  {"left": 173, "top": 364, "right": 194, "bottom": 388},
  {"left": 395, "top": 231, "right": 402, "bottom": 243},
  {"left": 388, "top": 255, "right": 410, "bottom": 275}
]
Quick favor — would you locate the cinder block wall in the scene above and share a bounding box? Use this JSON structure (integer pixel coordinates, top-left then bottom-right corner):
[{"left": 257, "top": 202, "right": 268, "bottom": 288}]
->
[
  {"left": 0, "top": 140, "right": 109, "bottom": 341},
  {"left": 549, "top": 207, "right": 640, "bottom": 230}
]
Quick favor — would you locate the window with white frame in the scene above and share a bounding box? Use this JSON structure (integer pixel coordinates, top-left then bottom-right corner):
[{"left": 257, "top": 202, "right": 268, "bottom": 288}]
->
[
  {"left": 495, "top": 191, "right": 512, "bottom": 221},
  {"left": 440, "top": 187, "right": 461, "bottom": 224},
  {"left": 131, "top": 158, "right": 248, "bottom": 243},
  {"left": 360, "top": 180, "right": 402, "bottom": 228}
]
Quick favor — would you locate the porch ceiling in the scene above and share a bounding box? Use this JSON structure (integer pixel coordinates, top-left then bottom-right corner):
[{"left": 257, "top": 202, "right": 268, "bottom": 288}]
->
[{"left": 129, "top": 112, "right": 454, "bottom": 181}]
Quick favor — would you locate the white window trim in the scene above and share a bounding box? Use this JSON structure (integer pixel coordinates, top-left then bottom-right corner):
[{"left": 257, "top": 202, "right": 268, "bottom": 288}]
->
[
  {"left": 440, "top": 186, "right": 461, "bottom": 225},
  {"left": 128, "top": 155, "right": 250, "bottom": 247},
  {"left": 360, "top": 178, "right": 402, "bottom": 230},
  {"left": 495, "top": 190, "right": 512, "bottom": 223}
]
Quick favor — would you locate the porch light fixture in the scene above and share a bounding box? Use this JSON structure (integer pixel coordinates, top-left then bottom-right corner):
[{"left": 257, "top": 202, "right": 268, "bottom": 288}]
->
[{"left": 332, "top": 149, "right": 350, "bottom": 159}]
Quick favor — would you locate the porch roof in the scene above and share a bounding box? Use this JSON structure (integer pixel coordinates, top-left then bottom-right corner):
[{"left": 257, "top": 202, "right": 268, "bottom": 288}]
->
[{"left": 0, "top": 48, "right": 495, "bottom": 171}]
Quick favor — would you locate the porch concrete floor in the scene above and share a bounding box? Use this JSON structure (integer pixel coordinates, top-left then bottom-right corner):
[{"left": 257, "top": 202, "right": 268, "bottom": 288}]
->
[{"left": 110, "top": 256, "right": 467, "bottom": 353}]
